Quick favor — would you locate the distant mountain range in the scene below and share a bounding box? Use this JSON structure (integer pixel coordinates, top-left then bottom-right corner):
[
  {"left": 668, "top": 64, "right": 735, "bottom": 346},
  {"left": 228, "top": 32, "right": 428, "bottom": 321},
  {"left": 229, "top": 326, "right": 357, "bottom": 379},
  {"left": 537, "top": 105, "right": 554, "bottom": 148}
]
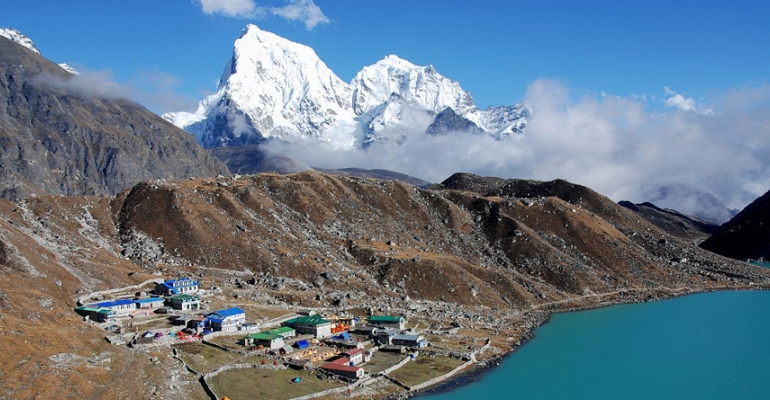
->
[
  {"left": 618, "top": 201, "right": 720, "bottom": 240},
  {"left": 0, "top": 26, "right": 747, "bottom": 227},
  {"left": 163, "top": 24, "right": 530, "bottom": 150}
]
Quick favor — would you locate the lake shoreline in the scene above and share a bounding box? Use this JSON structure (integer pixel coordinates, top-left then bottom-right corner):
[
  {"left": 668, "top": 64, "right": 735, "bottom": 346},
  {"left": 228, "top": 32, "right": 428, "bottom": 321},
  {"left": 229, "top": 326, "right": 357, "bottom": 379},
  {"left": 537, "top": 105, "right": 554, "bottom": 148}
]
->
[{"left": 406, "top": 284, "right": 770, "bottom": 399}]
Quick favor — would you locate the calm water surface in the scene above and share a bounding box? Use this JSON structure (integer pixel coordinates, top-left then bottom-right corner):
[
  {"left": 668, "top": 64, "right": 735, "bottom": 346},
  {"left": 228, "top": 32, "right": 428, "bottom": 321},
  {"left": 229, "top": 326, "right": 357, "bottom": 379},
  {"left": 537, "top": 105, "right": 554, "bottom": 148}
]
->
[{"left": 424, "top": 290, "right": 770, "bottom": 400}]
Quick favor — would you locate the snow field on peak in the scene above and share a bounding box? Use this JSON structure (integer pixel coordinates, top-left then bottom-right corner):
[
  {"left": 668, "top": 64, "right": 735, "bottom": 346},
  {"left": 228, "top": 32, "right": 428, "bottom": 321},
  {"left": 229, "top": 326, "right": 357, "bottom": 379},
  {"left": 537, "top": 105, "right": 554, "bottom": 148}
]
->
[
  {"left": 166, "top": 25, "right": 528, "bottom": 149},
  {"left": 0, "top": 28, "right": 40, "bottom": 54}
]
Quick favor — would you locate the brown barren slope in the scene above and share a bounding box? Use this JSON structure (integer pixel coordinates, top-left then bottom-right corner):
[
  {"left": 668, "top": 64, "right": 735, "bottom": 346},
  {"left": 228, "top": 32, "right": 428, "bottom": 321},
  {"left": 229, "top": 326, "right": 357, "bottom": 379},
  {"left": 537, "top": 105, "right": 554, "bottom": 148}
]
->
[{"left": 0, "top": 171, "right": 768, "bottom": 399}]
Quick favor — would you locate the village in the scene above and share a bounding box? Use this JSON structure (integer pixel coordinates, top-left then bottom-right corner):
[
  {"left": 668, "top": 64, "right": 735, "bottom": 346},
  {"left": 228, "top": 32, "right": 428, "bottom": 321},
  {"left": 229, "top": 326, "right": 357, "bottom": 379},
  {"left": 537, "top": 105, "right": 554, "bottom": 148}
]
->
[{"left": 74, "top": 276, "right": 496, "bottom": 400}]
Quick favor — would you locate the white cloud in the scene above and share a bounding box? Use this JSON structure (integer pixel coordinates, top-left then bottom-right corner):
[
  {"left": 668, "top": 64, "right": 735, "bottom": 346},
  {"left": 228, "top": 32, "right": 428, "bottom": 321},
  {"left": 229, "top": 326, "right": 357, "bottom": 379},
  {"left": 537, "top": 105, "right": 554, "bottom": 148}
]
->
[
  {"left": 270, "top": 0, "right": 330, "bottom": 30},
  {"left": 199, "top": 0, "right": 260, "bottom": 18},
  {"left": 664, "top": 86, "right": 714, "bottom": 115},
  {"left": 33, "top": 68, "right": 198, "bottom": 114},
  {"left": 263, "top": 80, "right": 770, "bottom": 221},
  {"left": 33, "top": 68, "right": 130, "bottom": 99},
  {"left": 197, "top": 0, "right": 330, "bottom": 30}
]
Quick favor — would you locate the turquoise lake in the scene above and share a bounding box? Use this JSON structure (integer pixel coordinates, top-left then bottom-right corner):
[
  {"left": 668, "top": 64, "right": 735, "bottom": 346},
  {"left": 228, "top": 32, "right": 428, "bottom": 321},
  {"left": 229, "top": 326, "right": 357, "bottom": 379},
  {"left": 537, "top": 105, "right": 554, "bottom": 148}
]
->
[{"left": 423, "top": 290, "right": 770, "bottom": 400}]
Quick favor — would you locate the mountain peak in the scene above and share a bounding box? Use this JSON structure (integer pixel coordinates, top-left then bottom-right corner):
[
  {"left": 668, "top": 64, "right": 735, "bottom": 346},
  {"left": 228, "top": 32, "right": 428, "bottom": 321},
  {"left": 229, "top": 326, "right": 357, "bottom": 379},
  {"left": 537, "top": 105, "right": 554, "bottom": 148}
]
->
[
  {"left": 376, "top": 54, "right": 417, "bottom": 68},
  {"left": 167, "top": 23, "right": 355, "bottom": 148},
  {"left": 375, "top": 54, "right": 439, "bottom": 75},
  {"left": 0, "top": 28, "right": 40, "bottom": 54},
  {"left": 166, "top": 25, "right": 528, "bottom": 150},
  {"left": 351, "top": 54, "right": 479, "bottom": 119},
  {"left": 239, "top": 23, "right": 287, "bottom": 45}
]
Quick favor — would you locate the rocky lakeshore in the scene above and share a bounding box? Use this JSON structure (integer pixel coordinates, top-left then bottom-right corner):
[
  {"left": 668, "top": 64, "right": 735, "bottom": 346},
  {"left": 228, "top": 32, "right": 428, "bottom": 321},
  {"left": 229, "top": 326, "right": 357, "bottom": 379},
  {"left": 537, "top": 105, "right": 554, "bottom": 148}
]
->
[{"left": 402, "top": 283, "right": 770, "bottom": 400}]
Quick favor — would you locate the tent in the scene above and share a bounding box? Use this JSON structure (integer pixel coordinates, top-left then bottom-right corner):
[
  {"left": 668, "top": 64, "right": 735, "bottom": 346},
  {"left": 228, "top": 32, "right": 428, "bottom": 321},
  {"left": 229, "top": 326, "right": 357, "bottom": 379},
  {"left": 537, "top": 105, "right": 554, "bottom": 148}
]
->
[
  {"left": 295, "top": 339, "right": 309, "bottom": 349},
  {"left": 333, "top": 332, "right": 350, "bottom": 340}
]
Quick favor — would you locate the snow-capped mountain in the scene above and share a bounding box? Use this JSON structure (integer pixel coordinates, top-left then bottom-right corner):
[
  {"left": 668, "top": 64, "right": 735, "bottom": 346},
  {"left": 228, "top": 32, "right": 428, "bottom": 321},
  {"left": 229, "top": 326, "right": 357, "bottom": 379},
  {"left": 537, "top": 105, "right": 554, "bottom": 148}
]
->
[
  {"left": 165, "top": 24, "right": 357, "bottom": 149},
  {"left": 643, "top": 184, "right": 739, "bottom": 224},
  {"left": 358, "top": 93, "right": 436, "bottom": 147},
  {"left": 0, "top": 28, "right": 40, "bottom": 54},
  {"left": 1, "top": 28, "right": 79, "bottom": 75},
  {"left": 351, "top": 55, "right": 482, "bottom": 124},
  {"left": 57, "top": 63, "right": 79, "bottom": 75},
  {"left": 165, "top": 24, "right": 529, "bottom": 149},
  {"left": 481, "top": 104, "right": 531, "bottom": 138}
]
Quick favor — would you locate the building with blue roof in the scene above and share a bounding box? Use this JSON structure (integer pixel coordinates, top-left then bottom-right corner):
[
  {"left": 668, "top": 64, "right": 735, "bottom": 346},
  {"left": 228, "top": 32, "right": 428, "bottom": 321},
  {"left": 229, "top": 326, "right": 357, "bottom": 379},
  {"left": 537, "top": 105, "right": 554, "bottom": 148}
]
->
[
  {"left": 154, "top": 277, "right": 199, "bottom": 296},
  {"left": 206, "top": 307, "right": 246, "bottom": 332},
  {"left": 391, "top": 334, "right": 428, "bottom": 348},
  {"left": 135, "top": 297, "right": 164, "bottom": 310},
  {"left": 86, "top": 299, "right": 136, "bottom": 318}
]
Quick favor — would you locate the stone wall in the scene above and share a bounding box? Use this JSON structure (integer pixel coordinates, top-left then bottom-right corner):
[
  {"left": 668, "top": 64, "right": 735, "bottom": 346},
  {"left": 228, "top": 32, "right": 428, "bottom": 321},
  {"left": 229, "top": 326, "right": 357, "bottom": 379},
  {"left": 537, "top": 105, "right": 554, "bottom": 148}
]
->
[
  {"left": 201, "top": 362, "right": 287, "bottom": 400},
  {"left": 286, "top": 375, "right": 374, "bottom": 400},
  {"left": 76, "top": 278, "right": 164, "bottom": 305},
  {"left": 408, "top": 358, "right": 475, "bottom": 392},
  {"left": 381, "top": 355, "right": 412, "bottom": 375}
]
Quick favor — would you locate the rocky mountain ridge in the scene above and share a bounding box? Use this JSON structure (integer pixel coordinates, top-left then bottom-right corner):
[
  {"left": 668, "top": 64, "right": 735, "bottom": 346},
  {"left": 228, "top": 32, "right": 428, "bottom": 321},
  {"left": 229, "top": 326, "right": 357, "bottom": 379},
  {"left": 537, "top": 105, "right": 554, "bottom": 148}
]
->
[
  {"left": 618, "top": 201, "right": 720, "bottom": 240},
  {"left": 700, "top": 188, "right": 770, "bottom": 260},
  {"left": 0, "top": 35, "right": 228, "bottom": 200}
]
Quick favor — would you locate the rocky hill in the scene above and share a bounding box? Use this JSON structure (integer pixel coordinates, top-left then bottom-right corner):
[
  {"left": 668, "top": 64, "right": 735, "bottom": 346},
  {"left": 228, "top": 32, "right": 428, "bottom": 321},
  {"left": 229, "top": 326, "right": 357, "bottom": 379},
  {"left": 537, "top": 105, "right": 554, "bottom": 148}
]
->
[
  {"left": 208, "top": 144, "right": 306, "bottom": 175},
  {"left": 618, "top": 201, "right": 720, "bottom": 240},
  {"left": 700, "top": 189, "right": 770, "bottom": 260},
  {"left": 315, "top": 167, "right": 431, "bottom": 187},
  {"left": 0, "top": 36, "right": 228, "bottom": 200},
  {"left": 1, "top": 171, "right": 768, "bottom": 398}
]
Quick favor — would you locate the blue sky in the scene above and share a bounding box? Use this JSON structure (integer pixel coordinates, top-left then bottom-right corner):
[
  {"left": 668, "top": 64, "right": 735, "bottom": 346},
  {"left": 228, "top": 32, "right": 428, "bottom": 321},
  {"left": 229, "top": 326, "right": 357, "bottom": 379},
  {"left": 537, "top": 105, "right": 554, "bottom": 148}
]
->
[
  {"left": 3, "top": 0, "right": 768, "bottom": 112},
  {"left": 3, "top": 0, "right": 770, "bottom": 216}
]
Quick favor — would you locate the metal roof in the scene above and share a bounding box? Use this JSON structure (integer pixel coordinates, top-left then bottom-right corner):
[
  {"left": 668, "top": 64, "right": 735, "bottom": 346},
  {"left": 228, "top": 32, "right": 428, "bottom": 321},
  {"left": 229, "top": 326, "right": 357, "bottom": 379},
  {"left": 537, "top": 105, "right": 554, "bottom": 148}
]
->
[
  {"left": 284, "top": 315, "right": 330, "bottom": 326},
  {"left": 164, "top": 277, "right": 198, "bottom": 286},
  {"left": 248, "top": 332, "right": 284, "bottom": 341},
  {"left": 76, "top": 306, "right": 111, "bottom": 313},
  {"left": 89, "top": 299, "right": 135, "bottom": 308},
  {"left": 170, "top": 294, "right": 198, "bottom": 302},
  {"left": 368, "top": 315, "right": 403, "bottom": 323},
  {"left": 392, "top": 334, "right": 424, "bottom": 341},
  {"left": 211, "top": 307, "right": 245, "bottom": 318},
  {"left": 135, "top": 297, "right": 164, "bottom": 303}
]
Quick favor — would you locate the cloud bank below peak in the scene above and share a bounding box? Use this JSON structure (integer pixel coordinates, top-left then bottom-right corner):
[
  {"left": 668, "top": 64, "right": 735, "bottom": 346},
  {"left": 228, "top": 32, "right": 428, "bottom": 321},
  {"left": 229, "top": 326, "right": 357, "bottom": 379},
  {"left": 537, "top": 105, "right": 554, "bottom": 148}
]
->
[
  {"left": 265, "top": 79, "right": 770, "bottom": 220},
  {"left": 198, "top": 0, "right": 330, "bottom": 30}
]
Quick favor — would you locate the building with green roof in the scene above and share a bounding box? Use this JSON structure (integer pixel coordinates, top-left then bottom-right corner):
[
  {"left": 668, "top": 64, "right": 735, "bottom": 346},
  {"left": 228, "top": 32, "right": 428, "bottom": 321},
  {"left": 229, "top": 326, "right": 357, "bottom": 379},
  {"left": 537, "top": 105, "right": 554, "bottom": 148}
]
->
[
  {"left": 283, "top": 315, "right": 332, "bottom": 338},
  {"left": 242, "top": 326, "right": 296, "bottom": 349},
  {"left": 168, "top": 294, "right": 200, "bottom": 311},
  {"left": 74, "top": 306, "right": 113, "bottom": 322},
  {"left": 368, "top": 315, "right": 405, "bottom": 330}
]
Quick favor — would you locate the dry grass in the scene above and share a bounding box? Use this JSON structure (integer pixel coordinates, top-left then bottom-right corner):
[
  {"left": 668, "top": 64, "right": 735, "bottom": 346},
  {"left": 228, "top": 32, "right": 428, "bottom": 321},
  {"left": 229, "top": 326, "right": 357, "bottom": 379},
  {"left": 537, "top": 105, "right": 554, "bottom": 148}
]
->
[
  {"left": 316, "top": 379, "right": 405, "bottom": 400},
  {"left": 207, "top": 335, "right": 248, "bottom": 351},
  {"left": 209, "top": 368, "right": 344, "bottom": 400},
  {"left": 175, "top": 342, "right": 264, "bottom": 374},
  {"left": 389, "top": 356, "right": 465, "bottom": 387},
  {"left": 362, "top": 351, "right": 407, "bottom": 374}
]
